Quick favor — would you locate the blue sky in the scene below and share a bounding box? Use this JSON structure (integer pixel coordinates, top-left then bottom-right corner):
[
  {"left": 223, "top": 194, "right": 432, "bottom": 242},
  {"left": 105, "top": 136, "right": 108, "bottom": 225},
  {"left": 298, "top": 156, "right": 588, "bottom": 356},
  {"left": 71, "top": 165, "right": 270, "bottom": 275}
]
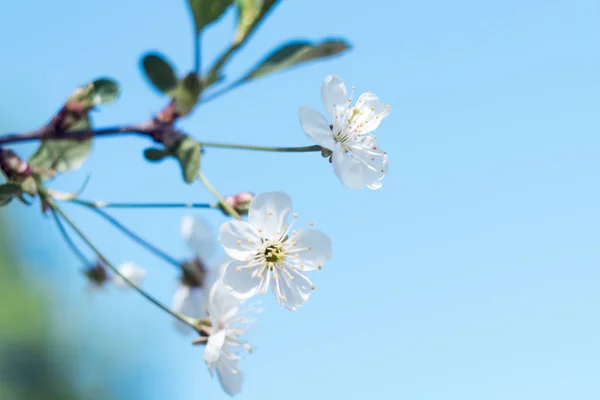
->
[{"left": 1, "top": 0, "right": 600, "bottom": 399}]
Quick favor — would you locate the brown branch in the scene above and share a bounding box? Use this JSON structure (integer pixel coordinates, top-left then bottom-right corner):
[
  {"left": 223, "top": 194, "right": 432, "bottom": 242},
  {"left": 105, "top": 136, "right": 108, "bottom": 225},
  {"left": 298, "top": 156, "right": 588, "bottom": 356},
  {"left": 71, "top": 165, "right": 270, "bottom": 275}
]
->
[{"left": 0, "top": 120, "right": 184, "bottom": 147}]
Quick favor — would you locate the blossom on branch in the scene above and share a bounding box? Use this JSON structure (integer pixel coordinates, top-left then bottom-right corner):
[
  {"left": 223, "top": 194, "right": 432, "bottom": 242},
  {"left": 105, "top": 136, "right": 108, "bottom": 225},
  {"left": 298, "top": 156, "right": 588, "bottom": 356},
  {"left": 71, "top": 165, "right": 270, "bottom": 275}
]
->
[
  {"left": 172, "top": 216, "right": 225, "bottom": 334},
  {"left": 219, "top": 191, "right": 332, "bottom": 311},
  {"left": 203, "top": 280, "right": 260, "bottom": 397},
  {"left": 83, "top": 260, "right": 146, "bottom": 293},
  {"left": 299, "top": 75, "right": 390, "bottom": 190}
]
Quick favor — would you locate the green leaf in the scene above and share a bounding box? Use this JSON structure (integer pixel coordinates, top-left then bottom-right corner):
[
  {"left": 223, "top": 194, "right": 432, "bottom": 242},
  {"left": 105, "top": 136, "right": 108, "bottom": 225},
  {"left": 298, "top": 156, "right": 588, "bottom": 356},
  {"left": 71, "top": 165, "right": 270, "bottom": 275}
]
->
[
  {"left": 143, "top": 147, "right": 168, "bottom": 162},
  {"left": 202, "top": 0, "right": 280, "bottom": 88},
  {"left": 172, "top": 137, "right": 202, "bottom": 183},
  {"left": 67, "top": 78, "right": 120, "bottom": 109},
  {"left": 0, "top": 183, "right": 21, "bottom": 206},
  {"left": 91, "top": 78, "right": 120, "bottom": 105},
  {"left": 187, "top": 0, "right": 234, "bottom": 35},
  {"left": 234, "top": 0, "right": 280, "bottom": 46},
  {"left": 141, "top": 53, "right": 178, "bottom": 94},
  {"left": 171, "top": 73, "right": 202, "bottom": 116},
  {"left": 244, "top": 39, "right": 351, "bottom": 81},
  {"left": 28, "top": 118, "right": 93, "bottom": 176}
]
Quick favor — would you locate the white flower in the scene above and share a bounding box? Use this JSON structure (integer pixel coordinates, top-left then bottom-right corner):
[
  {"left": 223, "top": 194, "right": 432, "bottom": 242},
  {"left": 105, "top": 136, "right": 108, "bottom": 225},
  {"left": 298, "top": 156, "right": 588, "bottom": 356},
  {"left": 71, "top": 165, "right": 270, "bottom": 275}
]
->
[
  {"left": 172, "top": 216, "right": 224, "bottom": 334},
  {"left": 204, "top": 280, "right": 259, "bottom": 397},
  {"left": 219, "top": 191, "right": 332, "bottom": 311},
  {"left": 299, "top": 75, "right": 390, "bottom": 190},
  {"left": 113, "top": 262, "right": 147, "bottom": 288}
]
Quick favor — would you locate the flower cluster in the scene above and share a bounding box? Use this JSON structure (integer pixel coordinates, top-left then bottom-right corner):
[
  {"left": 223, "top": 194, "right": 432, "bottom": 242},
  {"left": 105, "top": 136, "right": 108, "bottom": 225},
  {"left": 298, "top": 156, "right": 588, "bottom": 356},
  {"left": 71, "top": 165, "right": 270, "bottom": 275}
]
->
[
  {"left": 177, "top": 76, "right": 389, "bottom": 395},
  {"left": 73, "top": 75, "right": 389, "bottom": 396}
]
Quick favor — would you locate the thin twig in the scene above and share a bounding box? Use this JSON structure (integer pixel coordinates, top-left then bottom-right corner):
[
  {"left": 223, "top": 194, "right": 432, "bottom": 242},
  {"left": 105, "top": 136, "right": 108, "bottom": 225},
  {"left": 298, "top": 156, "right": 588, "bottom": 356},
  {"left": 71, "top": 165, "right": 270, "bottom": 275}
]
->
[
  {"left": 70, "top": 198, "right": 217, "bottom": 209},
  {"left": 74, "top": 204, "right": 182, "bottom": 269},
  {"left": 198, "top": 171, "right": 241, "bottom": 220},
  {"left": 50, "top": 208, "right": 91, "bottom": 265},
  {"left": 48, "top": 198, "right": 196, "bottom": 330},
  {"left": 0, "top": 125, "right": 151, "bottom": 146}
]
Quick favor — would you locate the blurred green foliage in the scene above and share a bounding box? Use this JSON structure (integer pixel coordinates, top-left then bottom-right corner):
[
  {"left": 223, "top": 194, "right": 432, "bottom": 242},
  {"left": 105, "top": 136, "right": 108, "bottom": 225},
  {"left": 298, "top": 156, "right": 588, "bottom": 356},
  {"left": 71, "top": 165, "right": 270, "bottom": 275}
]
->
[{"left": 0, "top": 215, "right": 107, "bottom": 400}]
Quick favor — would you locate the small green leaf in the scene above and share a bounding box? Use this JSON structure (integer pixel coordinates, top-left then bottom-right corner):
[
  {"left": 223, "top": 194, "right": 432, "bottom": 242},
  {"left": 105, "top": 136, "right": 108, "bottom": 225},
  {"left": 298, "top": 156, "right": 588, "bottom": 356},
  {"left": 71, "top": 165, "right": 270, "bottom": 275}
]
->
[
  {"left": 202, "top": 0, "right": 280, "bottom": 88},
  {"left": 28, "top": 118, "right": 93, "bottom": 176},
  {"left": 141, "top": 53, "right": 178, "bottom": 94},
  {"left": 172, "top": 137, "right": 202, "bottom": 183},
  {"left": 244, "top": 39, "right": 351, "bottom": 81},
  {"left": 0, "top": 183, "right": 21, "bottom": 206},
  {"left": 92, "top": 78, "right": 120, "bottom": 105},
  {"left": 187, "top": 0, "right": 234, "bottom": 35},
  {"left": 171, "top": 73, "right": 202, "bottom": 116},
  {"left": 234, "top": 0, "right": 280, "bottom": 46},
  {"left": 143, "top": 147, "right": 168, "bottom": 162},
  {"left": 67, "top": 78, "right": 120, "bottom": 109}
]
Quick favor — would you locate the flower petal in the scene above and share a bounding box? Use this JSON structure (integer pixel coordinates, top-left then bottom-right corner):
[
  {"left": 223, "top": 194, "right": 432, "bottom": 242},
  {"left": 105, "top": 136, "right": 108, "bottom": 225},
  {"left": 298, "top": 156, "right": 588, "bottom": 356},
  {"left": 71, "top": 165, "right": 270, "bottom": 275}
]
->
[
  {"left": 289, "top": 228, "right": 332, "bottom": 271},
  {"left": 215, "top": 354, "right": 243, "bottom": 396},
  {"left": 248, "top": 192, "right": 292, "bottom": 239},
  {"left": 222, "top": 260, "right": 266, "bottom": 300},
  {"left": 181, "top": 215, "right": 215, "bottom": 260},
  {"left": 298, "top": 107, "right": 335, "bottom": 150},
  {"left": 271, "top": 268, "right": 313, "bottom": 311},
  {"left": 331, "top": 145, "right": 387, "bottom": 190},
  {"left": 351, "top": 144, "right": 388, "bottom": 190},
  {"left": 172, "top": 285, "right": 208, "bottom": 334},
  {"left": 321, "top": 75, "right": 348, "bottom": 120},
  {"left": 331, "top": 148, "right": 369, "bottom": 190},
  {"left": 208, "top": 279, "right": 244, "bottom": 322},
  {"left": 204, "top": 329, "right": 226, "bottom": 366},
  {"left": 352, "top": 92, "right": 390, "bottom": 133},
  {"left": 114, "top": 262, "right": 146, "bottom": 288},
  {"left": 219, "top": 220, "right": 261, "bottom": 260}
]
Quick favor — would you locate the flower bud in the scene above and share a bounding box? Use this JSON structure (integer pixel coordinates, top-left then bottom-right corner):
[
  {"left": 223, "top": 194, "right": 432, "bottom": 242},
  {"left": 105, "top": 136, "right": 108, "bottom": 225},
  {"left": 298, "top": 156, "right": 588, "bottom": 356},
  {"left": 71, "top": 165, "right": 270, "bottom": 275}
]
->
[
  {"left": 219, "top": 192, "right": 254, "bottom": 217},
  {"left": 0, "top": 149, "right": 31, "bottom": 180}
]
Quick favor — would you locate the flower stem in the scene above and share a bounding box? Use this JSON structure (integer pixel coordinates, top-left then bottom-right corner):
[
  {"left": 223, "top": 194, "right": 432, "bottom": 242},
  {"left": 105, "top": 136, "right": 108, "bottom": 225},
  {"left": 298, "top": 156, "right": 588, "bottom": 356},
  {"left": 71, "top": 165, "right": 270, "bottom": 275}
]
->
[
  {"left": 50, "top": 208, "right": 91, "bottom": 266},
  {"left": 197, "top": 171, "right": 241, "bottom": 220},
  {"left": 197, "top": 142, "right": 322, "bottom": 153},
  {"left": 47, "top": 200, "right": 196, "bottom": 329},
  {"left": 71, "top": 201, "right": 182, "bottom": 269},
  {"left": 69, "top": 198, "right": 217, "bottom": 210}
]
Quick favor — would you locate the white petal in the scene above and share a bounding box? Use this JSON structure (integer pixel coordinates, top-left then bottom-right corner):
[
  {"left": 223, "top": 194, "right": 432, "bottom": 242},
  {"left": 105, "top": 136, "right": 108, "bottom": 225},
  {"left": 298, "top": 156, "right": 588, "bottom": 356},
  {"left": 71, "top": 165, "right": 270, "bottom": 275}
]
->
[
  {"left": 219, "top": 220, "right": 261, "bottom": 260},
  {"left": 215, "top": 355, "right": 243, "bottom": 396},
  {"left": 321, "top": 75, "right": 348, "bottom": 120},
  {"left": 271, "top": 268, "right": 313, "bottom": 311},
  {"left": 248, "top": 192, "right": 292, "bottom": 239},
  {"left": 222, "top": 260, "right": 265, "bottom": 300},
  {"left": 353, "top": 92, "right": 390, "bottom": 133},
  {"left": 331, "top": 148, "right": 369, "bottom": 190},
  {"left": 181, "top": 216, "right": 215, "bottom": 260},
  {"left": 298, "top": 107, "right": 335, "bottom": 150},
  {"left": 350, "top": 144, "right": 388, "bottom": 190},
  {"left": 114, "top": 262, "right": 146, "bottom": 288},
  {"left": 289, "top": 228, "right": 332, "bottom": 271},
  {"left": 204, "top": 329, "right": 226, "bottom": 366},
  {"left": 208, "top": 279, "right": 244, "bottom": 322},
  {"left": 172, "top": 285, "right": 208, "bottom": 334}
]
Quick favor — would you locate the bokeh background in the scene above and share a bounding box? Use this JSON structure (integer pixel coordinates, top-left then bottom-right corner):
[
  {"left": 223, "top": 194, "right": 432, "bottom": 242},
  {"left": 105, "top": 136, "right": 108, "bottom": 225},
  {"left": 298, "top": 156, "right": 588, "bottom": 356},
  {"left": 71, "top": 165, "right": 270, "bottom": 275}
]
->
[{"left": 1, "top": 0, "right": 599, "bottom": 399}]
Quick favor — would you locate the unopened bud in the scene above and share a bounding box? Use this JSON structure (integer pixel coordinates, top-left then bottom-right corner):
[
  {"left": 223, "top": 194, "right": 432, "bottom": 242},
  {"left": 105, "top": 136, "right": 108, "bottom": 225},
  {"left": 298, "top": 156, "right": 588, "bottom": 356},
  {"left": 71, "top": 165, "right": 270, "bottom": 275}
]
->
[
  {"left": 0, "top": 149, "right": 31, "bottom": 180},
  {"left": 219, "top": 192, "right": 254, "bottom": 216}
]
